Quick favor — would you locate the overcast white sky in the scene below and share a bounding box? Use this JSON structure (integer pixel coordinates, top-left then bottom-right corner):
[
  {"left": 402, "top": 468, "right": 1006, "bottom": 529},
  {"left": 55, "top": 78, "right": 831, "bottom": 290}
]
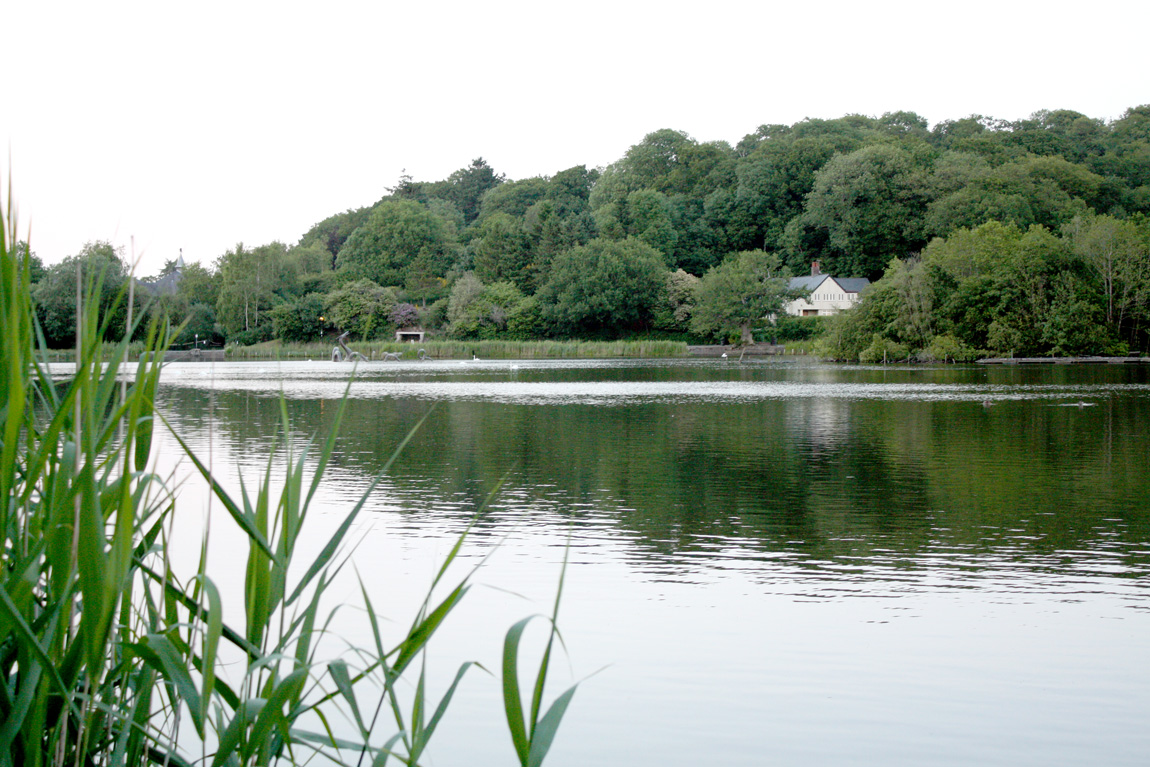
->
[{"left": 3, "top": 0, "right": 1147, "bottom": 276}]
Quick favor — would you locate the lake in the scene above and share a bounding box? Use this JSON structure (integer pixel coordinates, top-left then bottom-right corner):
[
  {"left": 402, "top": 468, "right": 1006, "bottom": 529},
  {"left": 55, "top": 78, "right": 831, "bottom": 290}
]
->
[{"left": 153, "top": 358, "right": 1150, "bottom": 766}]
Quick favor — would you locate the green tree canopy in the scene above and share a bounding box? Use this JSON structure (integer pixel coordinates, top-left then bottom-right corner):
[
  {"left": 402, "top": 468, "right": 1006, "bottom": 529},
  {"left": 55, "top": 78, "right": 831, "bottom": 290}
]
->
[
  {"left": 470, "top": 212, "right": 529, "bottom": 286},
  {"left": 690, "top": 250, "right": 794, "bottom": 344},
  {"left": 1064, "top": 213, "right": 1150, "bottom": 329},
  {"left": 538, "top": 237, "right": 666, "bottom": 336},
  {"left": 298, "top": 206, "right": 373, "bottom": 270},
  {"left": 33, "top": 241, "right": 128, "bottom": 348},
  {"left": 214, "top": 242, "right": 291, "bottom": 337},
  {"left": 336, "top": 200, "right": 457, "bottom": 289},
  {"left": 796, "top": 143, "right": 933, "bottom": 278},
  {"left": 446, "top": 273, "right": 529, "bottom": 339},
  {"left": 270, "top": 293, "right": 328, "bottom": 342},
  {"left": 322, "top": 278, "right": 398, "bottom": 339}
]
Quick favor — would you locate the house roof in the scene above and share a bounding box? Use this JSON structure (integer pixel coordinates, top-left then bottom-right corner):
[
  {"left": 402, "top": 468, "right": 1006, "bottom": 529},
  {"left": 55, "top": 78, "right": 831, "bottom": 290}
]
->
[
  {"left": 833, "top": 277, "right": 870, "bottom": 293},
  {"left": 787, "top": 275, "right": 870, "bottom": 294},
  {"left": 788, "top": 274, "right": 831, "bottom": 292}
]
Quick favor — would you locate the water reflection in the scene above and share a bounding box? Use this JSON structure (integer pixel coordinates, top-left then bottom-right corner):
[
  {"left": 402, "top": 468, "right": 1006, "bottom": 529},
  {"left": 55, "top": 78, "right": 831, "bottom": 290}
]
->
[
  {"left": 151, "top": 360, "right": 1150, "bottom": 766},
  {"left": 157, "top": 360, "right": 1150, "bottom": 594}
]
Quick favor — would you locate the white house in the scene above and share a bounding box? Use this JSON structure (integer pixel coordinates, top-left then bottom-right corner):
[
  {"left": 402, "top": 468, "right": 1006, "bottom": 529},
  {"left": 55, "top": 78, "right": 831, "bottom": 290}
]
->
[{"left": 785, "top": 262, "right": 869, "bottom": 316}]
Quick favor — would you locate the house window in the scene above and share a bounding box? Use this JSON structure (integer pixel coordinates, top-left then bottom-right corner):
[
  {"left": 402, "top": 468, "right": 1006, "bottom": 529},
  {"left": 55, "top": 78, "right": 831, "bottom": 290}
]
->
[{"left": 802, "top": 309, "right": 819, "bottom": 316}]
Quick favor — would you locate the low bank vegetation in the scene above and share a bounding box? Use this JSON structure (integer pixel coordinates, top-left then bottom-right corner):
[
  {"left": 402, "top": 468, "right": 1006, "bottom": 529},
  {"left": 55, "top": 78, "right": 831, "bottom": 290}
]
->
[{"left": 227, "top": 338, "right": 689, "bottom": 360}]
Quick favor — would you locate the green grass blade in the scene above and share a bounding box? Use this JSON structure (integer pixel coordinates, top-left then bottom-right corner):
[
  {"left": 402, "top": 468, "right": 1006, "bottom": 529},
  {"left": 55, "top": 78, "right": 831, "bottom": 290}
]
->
[
  {"left": 391, "top": 582, "right": 470, "bottom": 676},
  {"left": 525, "top": 685, "right": 578, "bottom": 767},
  {"left": 134, "top": 634, "right": 205, "bottom": 736},
  {"left": 328, "top": 660, "right": 368, "bottom": 738},
  {"left": 502, "top": 616, "right": 534, "bottom": 765},
  {"left": 418, "top": 661, "right": 480, "bottom": 758},
  {"left": 0, "top": 585, "right": 80, "bottom": 720},
  {"left": 212, "top": 698, "right": 266, "bottom": 767},
  {"left": 241, "top": 667, "right": 308, "bottom": 762},
  {"left": 195, "top": 575, "right": 224, "bottom": 728}
]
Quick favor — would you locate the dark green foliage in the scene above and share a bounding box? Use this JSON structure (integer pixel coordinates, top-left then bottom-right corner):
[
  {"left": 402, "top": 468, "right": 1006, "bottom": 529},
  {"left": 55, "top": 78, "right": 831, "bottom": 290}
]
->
[
  {"left": 1041, "top": 274, "right": 1112, "bottom": 355},
  {"left": 796, "top": 143, "right": 933, "bottom": 278},
  {"left": 538, "top": 237, "right": 666, "bottom": 336},
  {"left": 174, "top": 302, "right": 222, "bottom": 346},
  {"left": 214, "top": 242, "right": 294, "bottom": 339},
  {"left": 337, "top": 199, "right": 457, "bottom": 290},
  {"left": 471, "top": 212, "right": 531, "bottom": 286},
  {"left": 125, "top": 104, "right": 1150, "bottom": 353},
  {"left": 32, "top": 241, "right": 130, "bottom": 347},
  {"left": 477, "top": 176, "right": 550, "bottom": 221},
  {"left": 447, "top": 275, "right": 531, "bottom": 340},
  {"left": 15, "top": 240, "right": 45, "bottom": 283},
  {"left": 178, "top": 261, "right": 220, "bottom": 307},
  {"left": 690, "top": 250, "right": 795, "bottom": 343},
  {"left": 773, "top": 314, "right": 824, "bottom": 341},
  {"left": 298, "top": 206, "right": 373, "bottom": 270},
  {"left": 651, "top": 269, "right": 699, "bottom": 333},
  {"left": 423, "top": 157, "right": 505, "bottom": 225},
  {"left": 823, "top": 211, "right": 1150, "bottom": 360},
  {"left": 270, "top": 293, "right": 327, "bottom": 342},
  {"left": 322, "top": 278, "right": 397, "bottom": 339},
  {"left": 228, "top": 324, "right": 275, "bottom": 346}
]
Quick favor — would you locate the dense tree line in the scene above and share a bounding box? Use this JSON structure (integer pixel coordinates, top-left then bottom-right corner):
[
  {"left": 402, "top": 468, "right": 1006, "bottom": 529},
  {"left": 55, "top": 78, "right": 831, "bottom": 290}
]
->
[
  {"left": 818, "top": 213, "right": 1150, "bottom": 361},
  {"left": 25, "top": 105, "right": 1150, "bottom": 352}
]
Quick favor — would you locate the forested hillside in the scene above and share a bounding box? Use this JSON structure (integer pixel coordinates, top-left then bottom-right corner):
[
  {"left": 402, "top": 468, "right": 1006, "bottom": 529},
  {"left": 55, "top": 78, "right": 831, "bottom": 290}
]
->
[{"left": 23, "top": 106, "right": 1150, "bottom": 355}]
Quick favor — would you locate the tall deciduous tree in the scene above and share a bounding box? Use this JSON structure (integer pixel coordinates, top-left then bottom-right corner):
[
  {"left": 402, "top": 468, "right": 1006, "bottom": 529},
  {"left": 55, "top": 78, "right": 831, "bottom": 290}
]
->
[
  {"left": 798, "top": 143, "right": 932, "bottom": 277},
  {"left": 470, "top": 212, "right": 529, "bottom": 286},
  {"left": 1065, "top": 214, "right": 1150, "bottom": 330},
  {"left": 690, "top": 250, "right": 794, "bottom": 344},
  {"left": 298, "top": 206, "right": 373, "bottom": 270},
  {"left": 214, "top": 242, "right": 290, "bottom": 337},
  {"left": 427, "top": 158, "right": 505, "bottom": 225},
  {"left": 538, "top": 237, "right": 666, "bottom": 336},
  {"left": 322, "top": 279, "right": 397, "bottom": 339},
  {"left": 336, "top": 200, "right": 456, "bottom": 289},
  {"left": 33, "top": 241, "right": 129, "bottom": 347}
]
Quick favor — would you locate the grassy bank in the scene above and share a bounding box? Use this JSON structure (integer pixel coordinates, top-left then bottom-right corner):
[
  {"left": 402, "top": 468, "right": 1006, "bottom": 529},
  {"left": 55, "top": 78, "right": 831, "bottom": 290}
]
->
[{"left": 228, "top": 337, "right": 690, "bottom": 360}]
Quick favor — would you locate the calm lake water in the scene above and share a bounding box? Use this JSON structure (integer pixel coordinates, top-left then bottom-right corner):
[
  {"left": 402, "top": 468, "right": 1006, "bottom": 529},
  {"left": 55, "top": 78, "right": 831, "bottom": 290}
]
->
[{"left": 153, "top": 358, "right": 1150, "bottom": 766}]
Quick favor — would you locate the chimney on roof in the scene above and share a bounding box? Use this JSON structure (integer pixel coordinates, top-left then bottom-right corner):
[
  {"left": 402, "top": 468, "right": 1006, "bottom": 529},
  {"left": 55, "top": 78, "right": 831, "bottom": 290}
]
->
[{"left": 811, "top": 261, "right": 821, "bottom": 276}]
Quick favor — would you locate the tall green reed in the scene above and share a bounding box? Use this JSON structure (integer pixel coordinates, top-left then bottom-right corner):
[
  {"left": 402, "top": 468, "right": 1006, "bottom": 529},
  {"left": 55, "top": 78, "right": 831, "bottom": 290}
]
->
[
  {"left": 0, "top": 199, "right": 578, "bottom": 765},
  {"left": 229, "top": 338, "right": 689, "bottom": 360}
]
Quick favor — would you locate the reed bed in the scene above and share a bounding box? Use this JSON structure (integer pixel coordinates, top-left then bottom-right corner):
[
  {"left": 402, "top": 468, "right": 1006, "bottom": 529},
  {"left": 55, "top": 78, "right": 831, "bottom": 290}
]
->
[
  {"left": 1, "top": 200, "right": 576, "bottom": 765},
  {"left": 228, "top": 338, "right": 690, "bottom": 361}
]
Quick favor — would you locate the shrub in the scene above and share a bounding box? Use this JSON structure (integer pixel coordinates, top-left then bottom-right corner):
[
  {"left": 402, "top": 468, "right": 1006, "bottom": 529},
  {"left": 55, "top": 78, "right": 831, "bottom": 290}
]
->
[
  {"left": 920, "top": 333, "right": 982, "bottom": 362},
  {"left": 270, "top": 292, "right": 328, "bottom": 342},
  {"left": 389, "top": 301, "right": 421, "bottom": 328},
  {"left": 323, "top": 278, "right": 397, "bottom": 339},
  {"left": 859, "top": 334, "right": 912, "bottom": 363},
  {"left": 228, "top": 323, "right": 274, "bottom": 345}
]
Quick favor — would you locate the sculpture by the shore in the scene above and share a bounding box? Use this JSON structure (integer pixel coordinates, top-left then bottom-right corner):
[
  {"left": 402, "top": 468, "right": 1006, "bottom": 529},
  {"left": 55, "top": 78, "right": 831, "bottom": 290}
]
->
[{"left": 331, "top": 332, "right": 368, "bottom": 362}]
